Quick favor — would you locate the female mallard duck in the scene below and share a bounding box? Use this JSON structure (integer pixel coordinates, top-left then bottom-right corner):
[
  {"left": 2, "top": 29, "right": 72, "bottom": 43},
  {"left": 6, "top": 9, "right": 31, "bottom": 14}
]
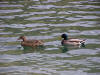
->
[
  {"left": 61, "top": 34, "right": 85, "bottom": 45},
  {"left": 18, "top": 36, "right": 44, "bottom": 47}
]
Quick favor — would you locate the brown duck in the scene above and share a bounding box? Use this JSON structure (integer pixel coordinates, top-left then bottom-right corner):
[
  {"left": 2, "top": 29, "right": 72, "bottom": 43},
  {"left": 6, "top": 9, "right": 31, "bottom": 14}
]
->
[{"left": 18, "top": 36, "right": 44, "bottom": 47}]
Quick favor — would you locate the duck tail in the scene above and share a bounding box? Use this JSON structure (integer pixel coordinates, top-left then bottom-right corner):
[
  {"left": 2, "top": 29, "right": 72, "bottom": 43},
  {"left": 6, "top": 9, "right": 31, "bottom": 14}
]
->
[
  {"left": 83, "top": 39, "right": 86, "bottom": 41},
  {"left": 80, "top": 39, "right": 86, "bottom": 43},
  {"left": 83, "top": 39, "right": 86, "bottom": 43}
]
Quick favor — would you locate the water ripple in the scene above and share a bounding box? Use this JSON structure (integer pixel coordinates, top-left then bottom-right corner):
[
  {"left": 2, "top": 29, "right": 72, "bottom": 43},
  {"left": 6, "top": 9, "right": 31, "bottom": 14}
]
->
[
  {"left": 0, "top": 23, "right": 48, "bottom": 28},
  {"left": 0, "top": 16, "right": 15, "bottom": 19},
  {"left": 0, "top": 37, "right": 18, "bottom": 42},
  {"left": 80, "top": 30, "right": 100, "bottom": 35},
  {"left": 0, "top": 4, "right": 23, "bottom": 7},
  {"left": 26, "top": 16, "right": 54, "bottom": 20},
  {"left": 0, "top": 9, "right": 23, "bottom": 14},
  {"left": 15, "top": 11, "right": 56, "bottom": 17},
  {"left": 0, "top": 32, "right": 13, "bottom": 35},
  {"left": 86, "top": 39, "right": 100, "bottom": 44},
  {"left": 68, "top": 49, "right": 99, "bottom": 55},
  {"left": 48, "top": 21, "right": 97, "bottom": 27},
  {"left": 0, "top": 0, "right": 100, "bottom": 74},
  {"left": 29, "top": 5, "right": 72, "bottom": 9},
  {"left": 58, "top": 11, "right": 100, "bottom": 14},
  {"left": 74, "top": 5, "right": 100, "bottom": 9},
  {"left": 22, "top": 27, "right": 49, "bottom": 32},
  {"left": 66, "top": 15, "right": 99, "bottom": 21},
  {"left": 42, "top": 0, "right": 61, "bottom": 3},
  {"left": 45, "top": 41, "right": 61, "bottom": 46}
]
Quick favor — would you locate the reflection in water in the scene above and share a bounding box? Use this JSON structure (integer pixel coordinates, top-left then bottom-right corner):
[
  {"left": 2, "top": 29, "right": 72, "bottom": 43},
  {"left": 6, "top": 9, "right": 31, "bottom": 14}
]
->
[
  {"left": 61, "top": 45, "right": 69, "bottom": 53},
  {"left": 61, "top": 44, "right": 86, "bottom": 53},
  {"left": 22, "top": 45, "right": 45, "bottom": 53}
]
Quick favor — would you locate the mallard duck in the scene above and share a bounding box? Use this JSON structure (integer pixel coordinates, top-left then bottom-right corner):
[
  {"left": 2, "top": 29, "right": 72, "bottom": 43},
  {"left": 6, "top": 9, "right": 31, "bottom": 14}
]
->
[
  {"left": 18, "top": 36, "right": 44, "bottom": 47},
  {"left": 61, "top": 34, "right": 85, "bottom": 45}
]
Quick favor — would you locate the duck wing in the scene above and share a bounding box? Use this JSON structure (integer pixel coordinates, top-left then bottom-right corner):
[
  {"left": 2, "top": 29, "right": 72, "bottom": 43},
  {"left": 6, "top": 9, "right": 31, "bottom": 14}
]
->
[
  {"left": 25, "top": 40, "right": 36, "bottom": 43},
  {"left": 68, "top": 39, "right": 84, "bottom": 42},
  {"left": 27, "top": 40, "right": 44, "bottom": 45}
]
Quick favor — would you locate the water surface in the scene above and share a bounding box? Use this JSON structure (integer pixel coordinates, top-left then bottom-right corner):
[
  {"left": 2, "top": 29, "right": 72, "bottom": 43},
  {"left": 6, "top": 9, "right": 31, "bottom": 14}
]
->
[{"left": 0, "top": 0, "right": 100, "bottom": 75}]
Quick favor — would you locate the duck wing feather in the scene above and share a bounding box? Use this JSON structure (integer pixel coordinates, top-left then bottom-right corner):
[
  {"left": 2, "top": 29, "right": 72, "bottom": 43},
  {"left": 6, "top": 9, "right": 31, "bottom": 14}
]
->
[{"left": 68, "top": 39, "right": 83, "bottom": 42}]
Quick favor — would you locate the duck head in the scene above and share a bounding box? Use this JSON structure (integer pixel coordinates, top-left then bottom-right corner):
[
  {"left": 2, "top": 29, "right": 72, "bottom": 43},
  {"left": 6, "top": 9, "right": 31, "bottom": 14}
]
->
[
  {"left": 61, "top": 34, "right": 68, "bottom": 40},
  {"left": 18, "top": 36, "right": 26, "bottom": 41}
]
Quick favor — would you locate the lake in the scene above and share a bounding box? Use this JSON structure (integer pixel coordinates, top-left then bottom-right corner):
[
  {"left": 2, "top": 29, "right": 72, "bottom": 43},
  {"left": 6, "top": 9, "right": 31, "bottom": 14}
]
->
[{"left": 0, "top": 0, "right": 100, "bottom": 75}]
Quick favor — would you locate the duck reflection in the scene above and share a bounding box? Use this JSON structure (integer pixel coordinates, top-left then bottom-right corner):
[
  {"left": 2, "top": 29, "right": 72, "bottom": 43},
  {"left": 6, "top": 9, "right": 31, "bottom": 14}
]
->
[
  {"left": 22, "top": 45, "right": 45, "bottom": 53},
  {"left": 61, "top": 43, "right": 86, "bottom": 53}
]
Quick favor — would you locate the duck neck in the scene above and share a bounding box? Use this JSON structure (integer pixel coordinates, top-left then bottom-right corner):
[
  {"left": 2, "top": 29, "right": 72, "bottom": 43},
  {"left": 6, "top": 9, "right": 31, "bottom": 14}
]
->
[
  {"left": 22, "top": 38, "right": 27, "bottom": 42},
  {"left": 64, "top": 37, "right": 68, "bottom": 40}
]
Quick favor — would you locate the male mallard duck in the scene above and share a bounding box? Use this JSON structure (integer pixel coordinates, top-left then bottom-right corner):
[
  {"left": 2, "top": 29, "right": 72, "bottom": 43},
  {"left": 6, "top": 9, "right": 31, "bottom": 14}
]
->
[
  {"left": 61, "top": 34, "right": 85, "bottom": 45},
  {"left": 18, "top": 36, "right": 44, "bottom": 47}
]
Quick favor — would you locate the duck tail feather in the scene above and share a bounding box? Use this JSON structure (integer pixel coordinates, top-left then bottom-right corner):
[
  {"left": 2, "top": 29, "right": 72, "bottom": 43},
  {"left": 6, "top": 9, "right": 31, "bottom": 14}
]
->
[{"left": 83, "top": 39, "right": 86, "bottom": 41}]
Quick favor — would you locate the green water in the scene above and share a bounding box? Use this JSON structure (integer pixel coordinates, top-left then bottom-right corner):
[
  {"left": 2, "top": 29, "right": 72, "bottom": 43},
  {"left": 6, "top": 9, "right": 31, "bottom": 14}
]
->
[{"left": 0, "top": 0, "right": 100, "bottom": 75}]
